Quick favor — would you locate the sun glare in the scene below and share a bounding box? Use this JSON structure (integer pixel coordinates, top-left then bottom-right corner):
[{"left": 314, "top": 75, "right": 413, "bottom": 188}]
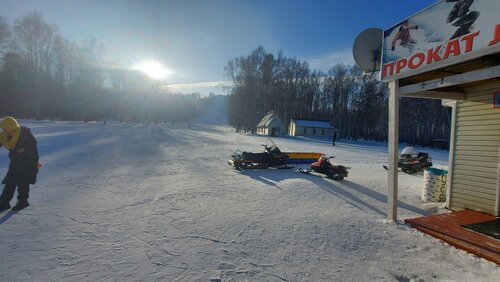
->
[{"left": 134, "top": 61, "right": 172, "bottom": 80}]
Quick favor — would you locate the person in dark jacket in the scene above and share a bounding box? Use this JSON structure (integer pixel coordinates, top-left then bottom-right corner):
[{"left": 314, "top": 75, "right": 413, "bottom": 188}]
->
[{"left": 0, "top": 117, "right": 39, "bottom": 212}]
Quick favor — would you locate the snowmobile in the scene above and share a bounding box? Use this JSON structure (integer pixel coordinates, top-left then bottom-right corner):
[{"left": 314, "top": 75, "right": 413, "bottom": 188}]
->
[
  {"left": 228, "top": 139, "right": 294, "bottom": 170},
  {"left": 299, "top": 155, "right": 349, "bottom": 181},
  {"left": 383, "top": 147, "right": 433, "bottom": 174}
]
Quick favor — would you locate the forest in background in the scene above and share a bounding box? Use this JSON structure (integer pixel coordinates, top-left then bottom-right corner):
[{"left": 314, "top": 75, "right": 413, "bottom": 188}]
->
[
  {"left": 225, "top": 47, "right": 451, "bottom": 146},
  {"left": 0, "top": 12, "right": 451, "bottom": 146},
  {"left": 0, "top": 12, "right": 214, "bottom": 123}
]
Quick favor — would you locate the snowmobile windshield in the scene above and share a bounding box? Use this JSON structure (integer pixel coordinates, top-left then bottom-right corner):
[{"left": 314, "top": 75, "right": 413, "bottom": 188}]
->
[
  {"left": 268, "top": 145, "right": 281, "bottom": 154},
  {"left": 266, "top": 138, "right": 276, "bottom": 147},
  {"left": 264, "top": 138, "right": 281, "bottom": 154}
]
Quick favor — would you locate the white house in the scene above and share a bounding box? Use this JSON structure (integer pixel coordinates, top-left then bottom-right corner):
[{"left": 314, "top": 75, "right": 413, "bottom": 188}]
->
[
  {"left": 288, "top": 119, "right": 338, "bottom": 140},
  {"left": 256, "top": 112, "right": 285, "bottom": 137}
]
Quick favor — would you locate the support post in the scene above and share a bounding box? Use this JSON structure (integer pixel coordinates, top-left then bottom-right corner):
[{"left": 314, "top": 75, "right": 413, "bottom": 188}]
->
[
  {"left": 388, "top": 80, "right": 400, "bottom": 221},
  {"left": 496, "top": 147, "right": 500, "bottom": 216},
  {"left": 445, "top": 101, "right": 457, "bottom": 210}
]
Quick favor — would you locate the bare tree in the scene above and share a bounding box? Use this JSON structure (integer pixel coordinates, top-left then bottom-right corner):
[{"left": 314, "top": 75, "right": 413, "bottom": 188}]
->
[
  {"left": 12, "top": 12, "right": 57, "bottom": 118},
  {"left": 0, "top": 17, "right": 10, "bottom": 56}
]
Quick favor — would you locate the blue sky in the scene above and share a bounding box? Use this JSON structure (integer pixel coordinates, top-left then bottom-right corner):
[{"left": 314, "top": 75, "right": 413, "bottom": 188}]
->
[{"left": 0, "top": 0, "right": 437, "bottom": 94}]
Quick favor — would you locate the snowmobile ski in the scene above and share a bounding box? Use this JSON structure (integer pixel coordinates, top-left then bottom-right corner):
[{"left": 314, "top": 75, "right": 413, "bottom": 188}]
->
[
  {"left": 383, "top": 165, "right": 400, "bottom": 171},
  {"left": 383, "top": 165, "right": 423, "bottom": 174},
  {"left": 299, "top": 167, "right": 347, "bottom": 181}
]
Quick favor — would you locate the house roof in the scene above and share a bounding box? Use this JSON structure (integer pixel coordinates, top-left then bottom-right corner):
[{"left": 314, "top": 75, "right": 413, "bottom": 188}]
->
[
  {"left": 292, "top": 119, "right": 336, "bottom": 129},
  {"left": 257, "top": 112, "right": 282, "bottom": 128}
]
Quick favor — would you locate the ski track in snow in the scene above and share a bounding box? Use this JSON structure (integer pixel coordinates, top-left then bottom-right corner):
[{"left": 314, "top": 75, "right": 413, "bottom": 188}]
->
[{"left": 0, "top": 120, "right": 498, "bottom": 281}]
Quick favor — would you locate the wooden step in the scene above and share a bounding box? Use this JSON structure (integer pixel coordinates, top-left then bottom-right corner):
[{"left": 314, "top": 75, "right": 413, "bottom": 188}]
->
[{"left": 405, "top": 210, "right": 500, "bottom": 265}]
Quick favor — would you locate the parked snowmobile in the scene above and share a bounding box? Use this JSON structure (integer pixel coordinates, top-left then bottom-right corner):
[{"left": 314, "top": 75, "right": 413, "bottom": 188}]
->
[
  {"left": 228, "top": 139, "right": 294, "bottom": 170},
  {"left": 383, "top": 146, "right": 433, "bottom": 174},
  {"left": 399, "top": 147, "right": 433, "bottom": 174},
  {"left": 299, "top": 155, "right": 349, "bottom": 181}
]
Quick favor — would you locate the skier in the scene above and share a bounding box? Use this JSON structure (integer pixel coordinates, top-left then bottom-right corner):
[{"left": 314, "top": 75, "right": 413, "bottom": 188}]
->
[
  {"left": 0, "top": 117, "right": 39, "bottom": 212},
  {"left": 446, "top": 0, "right": 479, "bottom": 39},
  {"left": 391, "top": 20, "right": 419, "bottom": 51}
]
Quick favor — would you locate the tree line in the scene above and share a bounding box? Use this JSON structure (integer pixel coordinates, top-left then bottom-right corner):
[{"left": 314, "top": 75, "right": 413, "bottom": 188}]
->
[
  {"left": 0, "top": 12, "right": 212, "bottom": 123},
  {"left": 225, "top": 47, "right": 451, "bottom": 146}
]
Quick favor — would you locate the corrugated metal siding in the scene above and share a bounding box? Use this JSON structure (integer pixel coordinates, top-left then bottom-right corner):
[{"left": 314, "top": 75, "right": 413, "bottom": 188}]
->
[
  {"left": 295, "top": 126, "right": 307, "bottom": 136},
  {"left": 290, "top": 126, "right": 336, "bottom": 137},
  {"left": 450, "top": 84, "right": 500, "bottom": 215}
]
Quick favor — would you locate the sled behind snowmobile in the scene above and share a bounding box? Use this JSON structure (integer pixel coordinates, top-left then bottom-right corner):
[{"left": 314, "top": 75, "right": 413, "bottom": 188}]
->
[{"left": 284, "top": 152, "right": 323, "bottom": 164}]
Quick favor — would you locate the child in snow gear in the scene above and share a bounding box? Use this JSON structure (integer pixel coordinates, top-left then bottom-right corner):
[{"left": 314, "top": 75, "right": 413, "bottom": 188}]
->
[{"left": 0, "top": 117, "right": 39, "bottom": 212}]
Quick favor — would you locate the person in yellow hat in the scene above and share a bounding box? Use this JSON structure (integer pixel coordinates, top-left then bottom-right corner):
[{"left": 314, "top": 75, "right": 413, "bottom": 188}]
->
[{"left": 0, "top": 117, "right": 39, "bottom": 212}]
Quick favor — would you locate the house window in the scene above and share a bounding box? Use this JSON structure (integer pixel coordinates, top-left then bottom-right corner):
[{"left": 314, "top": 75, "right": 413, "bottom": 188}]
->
[
  {"left": 322, "top": 129, "right": 325, "bottom": 135},
  {"left": 304, "top": 128, "right": 307, "bottom": 135},
  {"left": 313, "top": 128, "right": 316, "bottom": 134}
]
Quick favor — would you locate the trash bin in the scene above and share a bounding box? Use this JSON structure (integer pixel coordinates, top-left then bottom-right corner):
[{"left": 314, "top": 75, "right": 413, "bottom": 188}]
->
[{"left": 422, "top": 167, "right": 448, "bottom": 202}]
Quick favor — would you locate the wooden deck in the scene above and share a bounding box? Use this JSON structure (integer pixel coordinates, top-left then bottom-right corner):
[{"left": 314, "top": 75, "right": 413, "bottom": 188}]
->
[{"left": 405, "top": 210, "right": 500, "bottom": 264}]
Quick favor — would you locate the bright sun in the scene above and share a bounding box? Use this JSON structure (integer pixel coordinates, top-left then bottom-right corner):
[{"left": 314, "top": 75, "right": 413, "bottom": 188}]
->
[{"left": 134, "top": 61, "right": 172, "bottom": 80}]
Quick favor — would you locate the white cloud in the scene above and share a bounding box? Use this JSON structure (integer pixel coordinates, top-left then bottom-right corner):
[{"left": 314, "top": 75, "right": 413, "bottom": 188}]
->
[{"left": 303, "top": 49, "right": 355, "bottom": 72}]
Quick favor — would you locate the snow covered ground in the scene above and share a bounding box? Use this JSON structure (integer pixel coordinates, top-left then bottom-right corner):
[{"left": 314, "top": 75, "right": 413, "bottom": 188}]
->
[{"left": 0, "top": 120, "right": 498, "bottom": 281}]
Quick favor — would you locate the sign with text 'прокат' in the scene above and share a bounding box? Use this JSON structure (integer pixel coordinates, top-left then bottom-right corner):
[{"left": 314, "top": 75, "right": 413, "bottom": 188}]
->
[{"left": 382, "top": 0, "right": 500, "bottom": 82}]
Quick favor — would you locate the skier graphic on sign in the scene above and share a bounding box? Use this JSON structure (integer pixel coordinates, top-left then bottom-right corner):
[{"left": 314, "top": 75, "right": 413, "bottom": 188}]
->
[
  {"left": 391, "top": 20, "right": 419, "bottom": 52},
  {"left": 447, "top": 0, "right": 479, "bottom": 39}
]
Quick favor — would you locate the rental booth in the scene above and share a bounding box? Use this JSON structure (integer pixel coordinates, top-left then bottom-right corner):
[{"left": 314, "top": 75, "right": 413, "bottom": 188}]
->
[{"left": 381, "top": 0, "right": 500, "bottom": 220}]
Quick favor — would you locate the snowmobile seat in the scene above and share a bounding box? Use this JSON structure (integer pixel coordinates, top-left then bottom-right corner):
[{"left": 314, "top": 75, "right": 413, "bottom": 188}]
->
[{"left": 241, "top": 152, "right": 270, "bottom": 162}]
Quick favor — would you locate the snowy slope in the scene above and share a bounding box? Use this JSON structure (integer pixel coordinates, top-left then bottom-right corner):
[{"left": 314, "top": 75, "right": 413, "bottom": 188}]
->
[
  {"left": 0, "top": 121, "right": 498, "bottom": 281},
  {"left": 195, "top": 95, "right": 229, "bottom": 125}
]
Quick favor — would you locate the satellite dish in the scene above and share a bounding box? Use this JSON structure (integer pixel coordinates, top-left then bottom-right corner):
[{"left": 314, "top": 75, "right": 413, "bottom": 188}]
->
[{"left": 353, "top": 28, "right": 383, "bottom": 72}]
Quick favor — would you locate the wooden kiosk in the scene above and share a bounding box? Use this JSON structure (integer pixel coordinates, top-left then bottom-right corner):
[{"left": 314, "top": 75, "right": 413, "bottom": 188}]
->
[{"left": 380, "top": 0, "right": 500, "bottom": 220}]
